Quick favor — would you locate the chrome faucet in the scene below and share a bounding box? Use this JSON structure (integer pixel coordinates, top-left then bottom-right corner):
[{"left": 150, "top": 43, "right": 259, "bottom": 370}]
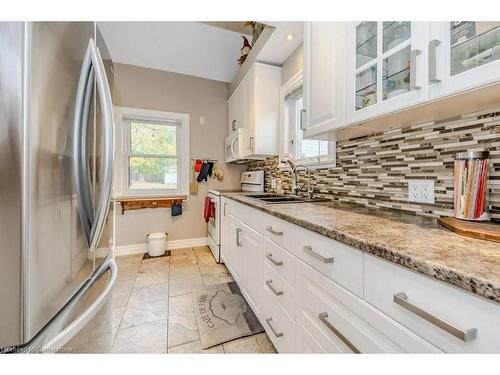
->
[{"left": 280, "top": 157, "right": 314, "bottom": 198}]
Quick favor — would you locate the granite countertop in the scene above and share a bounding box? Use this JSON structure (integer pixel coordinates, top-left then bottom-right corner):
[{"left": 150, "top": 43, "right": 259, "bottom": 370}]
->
[{"left": 222, "top": 192, "right": 500, "bottom": 304}]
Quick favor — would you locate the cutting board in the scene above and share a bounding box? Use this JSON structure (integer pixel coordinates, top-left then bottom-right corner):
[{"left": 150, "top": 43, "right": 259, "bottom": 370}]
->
[
  {"left": 437, "top": 217, "right": 500, "bottom": 243},
  {"left": 189, "top": 163, "right": 198, "bottom": 194}
]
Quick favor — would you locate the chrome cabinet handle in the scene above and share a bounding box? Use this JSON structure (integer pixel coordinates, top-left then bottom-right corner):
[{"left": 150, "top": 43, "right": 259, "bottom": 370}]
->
[
  {"left": 393, "top": 292, "right": 477, "bottom": 342},
  {"left": 429, "top": 39, "right": 441, "bottom": 83},
  {"left": 265, "top": 253, "right": 283, "bottom": 266},
  {"left": 265, "top": 318, "right": 283, "bottom": 338},
  {"left": 300, "top": 109, "right": 307, "bottom": 130},
  {"left": 266, "top": 226, "right": 283, "bottom": 236},
  {"left": 249, "top": 136, "right": 254, "bottom": 150},
  {"left": 266, "top": 279, "right": 284, "bottom": 296},
  {"left": 303, "top": 246, "right": 334, "bottom": 264},
  {"left": 410, "top": 49, "right": 422, "bottom": 90},
  {"left": 231, "top": 119, "right": 236, "bottom": 131},
  {"left": 223, "top": 203, "right": 228, "bottom": 216},
  {"left": 319, "top": 312, "right": 360, "bottom": 353},
  {"left": 236, "top": 228, "right": 242, "bottom": 247}
]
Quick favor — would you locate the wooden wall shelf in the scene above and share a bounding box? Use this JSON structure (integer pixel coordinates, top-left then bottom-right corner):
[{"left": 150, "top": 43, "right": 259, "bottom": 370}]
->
[{"left": 116, "top": 196, "right": 186, "bottom": 214}]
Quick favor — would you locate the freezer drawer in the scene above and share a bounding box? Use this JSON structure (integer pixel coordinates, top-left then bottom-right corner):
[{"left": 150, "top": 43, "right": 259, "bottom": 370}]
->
[{"left": 26, "top": 256, "right": 117, "bottom": 353}]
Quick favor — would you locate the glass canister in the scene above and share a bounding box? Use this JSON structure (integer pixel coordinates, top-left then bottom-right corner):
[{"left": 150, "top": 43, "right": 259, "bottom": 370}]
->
[{"left": 454, "top": 151, "right": 490, "bottom": 221}]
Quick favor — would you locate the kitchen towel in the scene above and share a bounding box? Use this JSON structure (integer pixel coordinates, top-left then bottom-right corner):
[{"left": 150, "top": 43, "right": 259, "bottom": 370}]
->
[{"left": 203, "top": 196, "right": 215, "bottom": 223}]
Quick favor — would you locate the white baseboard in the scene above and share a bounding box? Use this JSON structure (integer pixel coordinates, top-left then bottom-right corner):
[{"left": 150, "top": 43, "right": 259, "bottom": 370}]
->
[{"left": 112, "top": 237, "right": 209, "bottom": 257}]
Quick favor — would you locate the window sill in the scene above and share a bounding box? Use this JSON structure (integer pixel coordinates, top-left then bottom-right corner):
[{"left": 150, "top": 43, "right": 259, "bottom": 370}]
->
[{"left": 115, "top": 195, "right": 187, "bottom": 214}]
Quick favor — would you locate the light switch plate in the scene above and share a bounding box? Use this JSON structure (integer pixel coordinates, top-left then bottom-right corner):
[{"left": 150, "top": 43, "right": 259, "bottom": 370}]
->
[{"left": 408, "top": 180, "right": 435, "bottom": 204}]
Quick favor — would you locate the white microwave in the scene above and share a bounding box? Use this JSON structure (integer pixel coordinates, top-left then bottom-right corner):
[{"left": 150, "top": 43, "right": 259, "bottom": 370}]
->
[{"left": 224, "top": 128, "right": 245, "bottom": 163}]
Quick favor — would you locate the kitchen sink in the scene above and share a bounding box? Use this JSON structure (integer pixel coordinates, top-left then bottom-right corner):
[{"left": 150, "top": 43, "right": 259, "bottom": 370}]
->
[
  {"left": 246, "top": 194, "right": 327, "bottom": 204},
  {"left": 244, "top": 194, "right": 288, "bottom": 199}
]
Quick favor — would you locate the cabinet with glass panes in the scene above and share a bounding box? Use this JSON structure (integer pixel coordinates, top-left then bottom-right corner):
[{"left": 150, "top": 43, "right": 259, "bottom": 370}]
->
[
  {"left": 346, "top": 21, "right": 429, "bottom": 124},
  {"left": 429, "top": 22, "right": 500, "bottom": 99}
]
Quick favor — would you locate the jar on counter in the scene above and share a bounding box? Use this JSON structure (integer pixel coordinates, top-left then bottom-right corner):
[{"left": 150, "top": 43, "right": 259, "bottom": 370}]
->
[{"left": 454, "top": 151, "right": 490, "bottom": 221}]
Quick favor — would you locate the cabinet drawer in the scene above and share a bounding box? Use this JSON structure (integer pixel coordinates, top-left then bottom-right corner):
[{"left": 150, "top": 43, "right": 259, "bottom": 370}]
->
[
  {"left": 261, "top": 281, "right": 296, "bottom": 353},
  {"left": 256, "top": 213, "right": 297, "bottom": 252},
  {"left": 295, "top": 321, "right": 328, "bottom": 353},
  {"left": 262, "top": 262, "right": 295, "bottom": 318},
  {"left": 295, "top": 227, "right": 364, "bottom": 297},
  {"left": 226, "top": 199, "right": 262, "bottom": 230},
  {"left": 262, "top": 236, "right": 296, "bottom": 287},
  {"left": 296, "top": 259, "right": 440, "bottom": 353},
  {"left": 364, "top": 254, "right": 500, "bottom": 353}
]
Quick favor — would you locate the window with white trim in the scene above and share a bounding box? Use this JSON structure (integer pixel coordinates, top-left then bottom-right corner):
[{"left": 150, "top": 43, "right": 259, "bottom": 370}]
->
[
  {"left": 119, "top": 108, "right": 189, "bottom": 197},
  {"left": 283, "top": 81, "right": 335, "bottom": 167}
]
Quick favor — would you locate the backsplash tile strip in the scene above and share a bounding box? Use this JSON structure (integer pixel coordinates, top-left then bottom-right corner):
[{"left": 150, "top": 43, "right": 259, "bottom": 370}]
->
[{"left": 247, "top": 108, "right": 500, "bottom": 221}]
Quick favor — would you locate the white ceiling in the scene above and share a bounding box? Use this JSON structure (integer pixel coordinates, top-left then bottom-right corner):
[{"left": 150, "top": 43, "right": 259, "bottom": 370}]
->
[{"left": 97, "top": 22, "right": 243, "bottom": 82}]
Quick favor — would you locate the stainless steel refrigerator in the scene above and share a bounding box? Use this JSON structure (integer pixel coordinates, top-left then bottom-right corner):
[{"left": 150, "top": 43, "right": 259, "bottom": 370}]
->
[{"left": 0, "top": 22, "right": 117, "bottom": 352}]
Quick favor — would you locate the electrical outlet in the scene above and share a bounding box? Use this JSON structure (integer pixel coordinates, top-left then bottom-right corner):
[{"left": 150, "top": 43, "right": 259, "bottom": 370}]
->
[
  {"left": 270, "top": 177, "right": 277, "bottom": 189},
  {"left": 408, "top": 180, "right": 435, "bottom": 204},
  {"left": 420, "top": 180, "right": 435, "bottom": 204}
]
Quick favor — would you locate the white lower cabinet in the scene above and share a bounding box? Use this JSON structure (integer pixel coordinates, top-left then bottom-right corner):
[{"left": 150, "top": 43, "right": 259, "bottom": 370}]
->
[
  {"left": 262, "top": 235, "right": 296, "bottom": 288},
  {"left": 261, "top": 280, "right": 296, "bottom": 353},
  {"left": 295, "top": 259, "right": 439, "bottom": 353},
  {"left": 294, "top": 225, "right": 364, "bottom": 298},
  {"left": 364, "top": 254, "right": 500, "bottom": 353},
  {"left": 295, "top": 321, "right": 328, "bottom": 353},
  {"left": 220, "top": 197, "right": 499, "bottom": 353},
  {"left": 238, "top": 222, "right": 263, "bottom": 318},
  {"left": 220, "top": 213, "right": 241, "bottom": 284},
  {"left": 263, "top": 262, "right": 295, "bottom": 318}
]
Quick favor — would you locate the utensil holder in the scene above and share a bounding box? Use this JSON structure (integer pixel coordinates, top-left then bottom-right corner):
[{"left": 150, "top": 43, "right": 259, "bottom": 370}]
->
[{"left": 454, "top": 151, "right": 489, "bottom": 221}]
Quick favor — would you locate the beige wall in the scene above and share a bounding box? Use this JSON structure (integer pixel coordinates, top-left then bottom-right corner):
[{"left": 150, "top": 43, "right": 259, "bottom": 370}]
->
[
  {"left": 112, "top": 63, "right": 244, "bottom": 246},
  {"left": 281, "top": 43, "right": 303, "bottom": 84}
]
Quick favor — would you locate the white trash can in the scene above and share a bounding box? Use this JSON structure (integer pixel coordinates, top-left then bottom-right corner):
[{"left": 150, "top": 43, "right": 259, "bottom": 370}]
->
[{"left": 146, "top": 232, "right": 167, "bottom": 257}]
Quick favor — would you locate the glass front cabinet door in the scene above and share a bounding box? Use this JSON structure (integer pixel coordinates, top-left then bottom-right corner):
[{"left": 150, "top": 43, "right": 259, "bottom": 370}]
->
[
  {"left": 345, "top": 22, "right": 429, "bottom": 124},
  {"left": 429, "top": 22, "right": 500, "bottom": 99}
]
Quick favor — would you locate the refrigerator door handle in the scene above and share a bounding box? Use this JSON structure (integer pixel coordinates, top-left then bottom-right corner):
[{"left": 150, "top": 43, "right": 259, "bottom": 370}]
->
[
  {"left": 73, "top": 43, "right": 95, "bottom": 244},
  {"left": 87, "top": 38, "right": 115, "bottom": 251},
  {"left": 41, "top": 256, "right": 117, "bottom": 352}
]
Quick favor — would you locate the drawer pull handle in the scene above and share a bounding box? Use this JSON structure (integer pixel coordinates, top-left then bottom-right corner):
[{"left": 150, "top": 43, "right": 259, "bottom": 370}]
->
[
  {"left": 393, "top": 292, "right": 477, "bottom": 342},
  {"left": 236, "top": 228, "right": 243, "bottom": 247},
  {"left": 265, "top": 253, "right": 283, "bottom": 266},
  {"left": 265, "top": 279, "right": 284, "bottom": 296},
  {"left": 303, "top": 246, "right": 334, "bottom": 264},
  {"left": 265, "top": 318, "right": 283, "bottom": 338},
  {"left": 318, "top": 312, "right": 360, "bottom": 353},
  {"left": 266, "top": 226, "right": 283, "bottom": 236}
]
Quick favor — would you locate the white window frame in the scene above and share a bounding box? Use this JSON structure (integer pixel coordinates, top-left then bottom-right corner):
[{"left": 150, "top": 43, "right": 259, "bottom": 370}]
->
[
  {"left": 114, "top": 106, "right": 190, "bottom": 198},
  {"left": 279, "top": 71, "right": 336, "bottom": 170}
]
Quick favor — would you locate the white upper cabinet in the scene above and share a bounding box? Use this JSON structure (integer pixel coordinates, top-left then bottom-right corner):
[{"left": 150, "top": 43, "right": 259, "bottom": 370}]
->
[
  {"left": 345, "top": 22, "right": 429, "bottom": 125},
  {"left": 303, "top": 22, "right": 346, "bottom": 136},
  {"left": 429, "top": 22, "right": 500, "bottom": 99},
  {"left": 227, "top": 62, "right": 281, "bottom": 159}
]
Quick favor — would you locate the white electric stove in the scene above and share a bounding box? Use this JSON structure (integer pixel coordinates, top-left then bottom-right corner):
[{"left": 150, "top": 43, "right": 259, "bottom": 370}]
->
[{"left": 206, "top": 170, "right": 264, "bottom": 263}]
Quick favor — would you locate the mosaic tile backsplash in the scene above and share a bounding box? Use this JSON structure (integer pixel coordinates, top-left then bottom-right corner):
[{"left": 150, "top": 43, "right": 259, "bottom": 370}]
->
[{"left": 247, "top": 108, "right": 500, "bottom": 221}]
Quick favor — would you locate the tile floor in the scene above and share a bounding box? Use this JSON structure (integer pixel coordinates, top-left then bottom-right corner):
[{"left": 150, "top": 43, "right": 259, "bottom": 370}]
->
[{"left": 109, "top": 246, "right": 277, "bottom": 354}]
